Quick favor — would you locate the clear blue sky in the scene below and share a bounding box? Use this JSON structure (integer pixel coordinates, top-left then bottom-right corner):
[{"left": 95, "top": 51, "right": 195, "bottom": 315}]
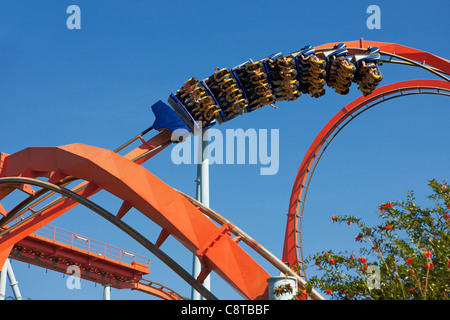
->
[{"left": 0, "top": 0, "right": 449, "bottom": 300}]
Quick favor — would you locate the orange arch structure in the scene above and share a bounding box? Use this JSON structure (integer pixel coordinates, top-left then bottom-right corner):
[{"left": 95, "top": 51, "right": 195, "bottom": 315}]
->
[
  {"left": 0, "top": 144, "right": 271, "bottom": 300},
  {"left": 0, "top": 39, "right": 449, "bottom": 300}
]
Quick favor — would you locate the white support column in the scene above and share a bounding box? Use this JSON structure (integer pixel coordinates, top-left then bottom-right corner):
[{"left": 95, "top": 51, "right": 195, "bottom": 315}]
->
[
  {"left": 102, "top": 284, "right": 111, "bottom": 300},
  {"left": 191, "top": 128, "right": 211, "bottom": 300},
  {"left": 0, "top": 260, "right": 7, "bottom": 300},
  {"left": 0, "top": 259, "right": 22, "bottom": 300},
  {"left": 5, "top": 260, "right": 22, "bottom": 300}
]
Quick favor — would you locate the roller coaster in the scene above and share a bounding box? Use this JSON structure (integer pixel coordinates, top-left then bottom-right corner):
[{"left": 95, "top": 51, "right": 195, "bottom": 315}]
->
[{"left": 0, "top": 39, "right": 449, "bottom": 300}]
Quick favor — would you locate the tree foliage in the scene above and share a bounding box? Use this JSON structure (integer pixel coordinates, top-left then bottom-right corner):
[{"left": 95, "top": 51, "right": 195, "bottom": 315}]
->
[{"left": 275, "top": 179, "right": 450, "bottom": 300}]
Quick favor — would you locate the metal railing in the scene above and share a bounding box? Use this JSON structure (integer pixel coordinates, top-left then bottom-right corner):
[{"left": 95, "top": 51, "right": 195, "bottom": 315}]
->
[{"left": 28, "top": 223, "right": 150, "bottom": 267}]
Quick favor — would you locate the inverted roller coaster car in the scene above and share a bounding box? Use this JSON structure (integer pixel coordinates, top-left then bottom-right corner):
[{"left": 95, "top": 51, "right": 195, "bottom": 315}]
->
[
  {"left": 231, "top": 53, "right": 280, "bottom": 111},
  {"left": 169, "top": 76, "right": 225, "bottom": 134},
  {"left": 351, "top": 47, "right": 383, "bottom": 96},
  {"left": 292, "top": 46, "right": 327, "bottom": 98},
  {"left": 203, "top": 68, "right": 248, "bottom": 121},
  {"left": 267, "top": 54, "right": 301, "bottom": 102},
  {"left": 150, "top": 100, "right": 190, "bottom": 142},
  {"left": 323, "top": 43, "right": 356, "bottom": 95},
  {"left": 168, "top": 93, "right": 216, "bottom": 136}
]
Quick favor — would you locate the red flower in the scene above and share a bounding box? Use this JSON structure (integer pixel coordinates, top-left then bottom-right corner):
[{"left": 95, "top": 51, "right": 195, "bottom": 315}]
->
[
  {"left": 379, "top": 202, "right": 392, "bottom": 212},
  {"left": 331, "top": 216, "right": 337, "bottom": 221},
  {"left": 355, "top": 236, "right": 361, "bottom": 242},
  {"left": 406, "top": 258, "right": 413, "bottom": 265},
  {"left": 425, "top": 262, "right": 434, "bottom": 270},
  {"left": 326, "top": 289, "right": 332, "bottom": 295},
  {"left": 424, "top": 251, "right": 432, "bottom": 259},
  {"left": 384, "top": 225, "right": 393, "bottom": 231},
  {"left": 409, "top": 288, "right": 417, "bottom": 294},
  {"left": 443, "top": 213, "right": 450, "bottom": 221},
  {"left": 300, "top": 289, "right": 308, "bottom": 297},
  {"left": 447, "top": 259, "right": 450, "bottom": 268},
  {"left": 358, "top": 257, "right": 367, "bottom": 264},
  {"left": 329, "top": 258, "right": 336, "bottom": 265},
  {"left": 347, "top": 221, "right": 352, "bottom": 225}
]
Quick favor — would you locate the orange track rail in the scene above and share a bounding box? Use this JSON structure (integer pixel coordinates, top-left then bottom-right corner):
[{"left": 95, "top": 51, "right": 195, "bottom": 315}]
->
[{"left": 282, "top": 79, "right": 450, "bottom": 274}]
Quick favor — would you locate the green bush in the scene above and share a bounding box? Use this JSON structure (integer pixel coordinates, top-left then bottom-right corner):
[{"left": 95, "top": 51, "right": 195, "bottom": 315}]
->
[{"left": 276, "top": 180, "right": 450, "bottom": 300}]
